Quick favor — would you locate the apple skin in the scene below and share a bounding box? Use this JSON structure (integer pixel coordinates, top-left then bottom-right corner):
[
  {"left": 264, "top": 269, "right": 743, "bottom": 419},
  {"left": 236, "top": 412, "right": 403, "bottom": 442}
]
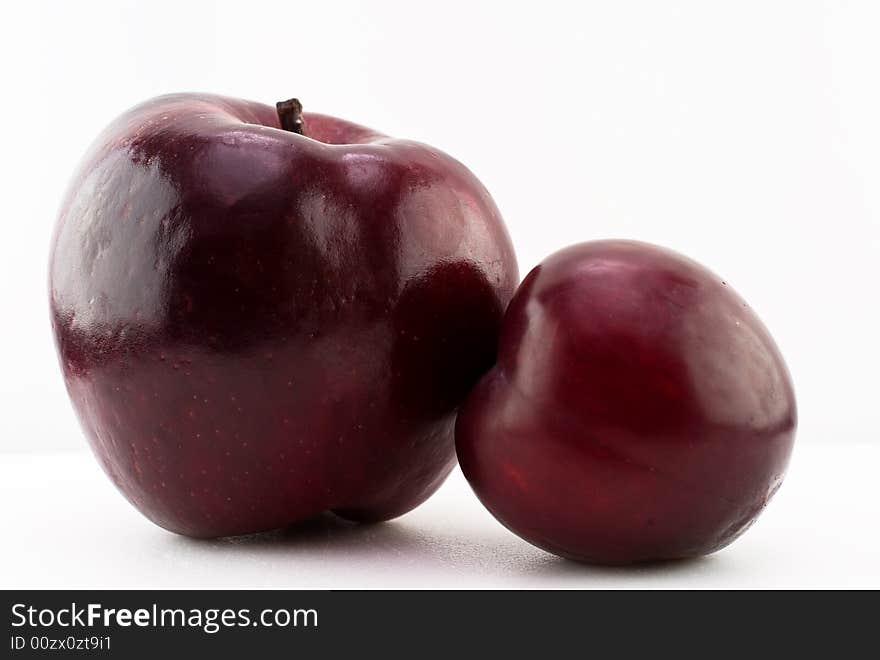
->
[
  {"left": 50, "top": 94, "right": 518, "bottom": 537},
  {"left": 455, "top": 240, "right": 796, "bottom": 564}
]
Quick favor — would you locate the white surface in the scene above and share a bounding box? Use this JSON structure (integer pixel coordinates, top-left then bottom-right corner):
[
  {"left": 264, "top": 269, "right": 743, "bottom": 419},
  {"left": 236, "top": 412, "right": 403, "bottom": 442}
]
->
[
  {"left": 2, "top": 442, "right": 878, "bottom": 589},
  {"left": 2, "top": 0, "right": 880, "bottom": 452}
]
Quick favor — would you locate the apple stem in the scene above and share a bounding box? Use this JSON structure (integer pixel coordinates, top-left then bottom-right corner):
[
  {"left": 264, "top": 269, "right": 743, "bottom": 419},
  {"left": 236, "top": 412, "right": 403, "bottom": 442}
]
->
[{"left": 276, "top": 98, "right": 304, "bottom": 135}]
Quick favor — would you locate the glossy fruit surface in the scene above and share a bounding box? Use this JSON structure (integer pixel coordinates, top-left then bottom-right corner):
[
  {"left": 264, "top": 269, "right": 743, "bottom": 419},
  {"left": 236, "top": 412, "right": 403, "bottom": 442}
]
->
[
  {"left": 50, "top": 94, "right": 518, "bottom": 537},
  {"left": 456, "top": 240, "right": 796, "bottom": 564}
]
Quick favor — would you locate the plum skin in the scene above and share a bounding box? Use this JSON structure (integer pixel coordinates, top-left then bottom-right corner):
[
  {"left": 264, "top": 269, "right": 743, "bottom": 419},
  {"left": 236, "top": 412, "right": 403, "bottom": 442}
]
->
[
  {"left": 455, "top": 240, "right": 797, "bottom": 564},
  {"left": 49, "top": 94, "right": 518, "bottom": 537}
]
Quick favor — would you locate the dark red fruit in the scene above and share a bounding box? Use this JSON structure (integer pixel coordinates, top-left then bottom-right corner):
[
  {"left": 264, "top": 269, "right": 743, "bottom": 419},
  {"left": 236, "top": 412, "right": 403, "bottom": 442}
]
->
[
  {"left": 456, "top": 240, "right": 796, "bottom": 564},
  {"left": 50, "top": 94, "right": 518, "bottom": 537}
]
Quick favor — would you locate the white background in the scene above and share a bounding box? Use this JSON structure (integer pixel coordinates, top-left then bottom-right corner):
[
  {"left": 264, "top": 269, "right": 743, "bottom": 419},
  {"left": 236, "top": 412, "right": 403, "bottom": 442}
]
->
[{"left": 1, "top": 1, "right": 878, "bottom": 588}]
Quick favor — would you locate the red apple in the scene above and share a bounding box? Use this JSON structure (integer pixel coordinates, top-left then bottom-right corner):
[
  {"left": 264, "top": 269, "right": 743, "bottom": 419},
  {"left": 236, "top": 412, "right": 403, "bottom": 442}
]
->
[
  {"left": 456, "top": 240, "right": 796, "bottom": 564},
  {"left": 50, "top": 94, "right": 518, "bottom": 537}
]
